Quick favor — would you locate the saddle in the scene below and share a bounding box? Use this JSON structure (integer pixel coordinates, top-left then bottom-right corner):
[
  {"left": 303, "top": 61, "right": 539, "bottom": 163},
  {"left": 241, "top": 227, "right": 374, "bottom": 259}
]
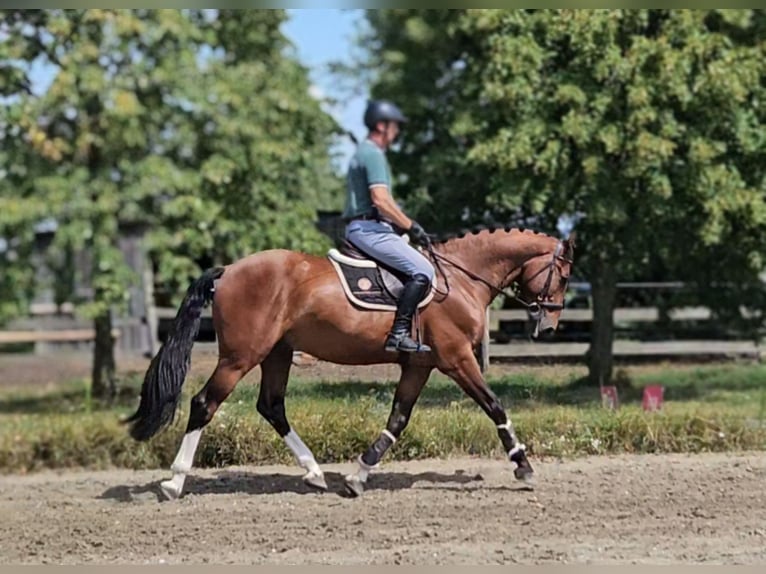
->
[{"left": 327, "top": 240, "right": 437, "bottom": 312}]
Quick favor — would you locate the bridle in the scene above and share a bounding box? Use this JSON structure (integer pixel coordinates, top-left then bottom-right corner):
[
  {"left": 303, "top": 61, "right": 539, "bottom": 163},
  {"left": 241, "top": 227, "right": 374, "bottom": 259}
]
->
[{"left": 425, "top": 239, "right": 573, "bottom": 321}]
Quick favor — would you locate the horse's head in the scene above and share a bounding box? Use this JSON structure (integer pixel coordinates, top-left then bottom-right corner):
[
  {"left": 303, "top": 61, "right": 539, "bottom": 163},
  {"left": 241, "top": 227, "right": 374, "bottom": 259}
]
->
[{"left": 515, "top": 233, "right": 576, "bottom": 339}]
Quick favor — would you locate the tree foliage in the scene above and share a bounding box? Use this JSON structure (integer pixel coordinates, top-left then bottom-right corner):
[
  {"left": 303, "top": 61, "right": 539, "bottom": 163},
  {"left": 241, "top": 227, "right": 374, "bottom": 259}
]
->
[
  {"left": 360, "top": 9, "right": 766, "bottom": 383},
  {"left": 0, "top": 9, "right": 341, "bottom": 397}
]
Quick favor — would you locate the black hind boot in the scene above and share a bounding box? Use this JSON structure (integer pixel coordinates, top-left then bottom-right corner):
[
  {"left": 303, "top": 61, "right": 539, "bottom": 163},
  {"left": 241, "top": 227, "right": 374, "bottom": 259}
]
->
[{"left": 384, "top": 273, "right": 432, "bottom": 353}]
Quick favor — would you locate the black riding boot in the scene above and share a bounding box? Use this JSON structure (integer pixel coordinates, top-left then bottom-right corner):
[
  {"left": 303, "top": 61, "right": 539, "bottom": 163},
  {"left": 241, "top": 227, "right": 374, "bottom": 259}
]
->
[{"left": 384, "top": 273, "right": 432, "bottom": 353}]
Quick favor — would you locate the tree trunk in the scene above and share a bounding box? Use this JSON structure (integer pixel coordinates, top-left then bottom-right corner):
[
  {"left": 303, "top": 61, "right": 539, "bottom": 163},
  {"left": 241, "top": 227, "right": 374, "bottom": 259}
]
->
[
  {"left": 91, "top": 311, "right": 117, "bottom": 402},
  {"left": 588, "top": 261, "right": 618, "bottom": 387}
]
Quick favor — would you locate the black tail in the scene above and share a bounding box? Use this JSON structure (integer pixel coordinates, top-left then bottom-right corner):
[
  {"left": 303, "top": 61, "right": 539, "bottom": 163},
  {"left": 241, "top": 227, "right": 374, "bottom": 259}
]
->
[{"left": 124, "top": 266, "right": 225, "bottom": 441}]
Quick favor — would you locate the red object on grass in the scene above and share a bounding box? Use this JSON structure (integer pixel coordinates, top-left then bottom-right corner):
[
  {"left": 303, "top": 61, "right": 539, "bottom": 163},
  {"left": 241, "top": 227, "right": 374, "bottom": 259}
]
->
[
  {"left": 600, "top": 385, "right": 619, "bottom": 409},
  {"left": 643, "top": 385, "right": 665, "bottom": 411}
]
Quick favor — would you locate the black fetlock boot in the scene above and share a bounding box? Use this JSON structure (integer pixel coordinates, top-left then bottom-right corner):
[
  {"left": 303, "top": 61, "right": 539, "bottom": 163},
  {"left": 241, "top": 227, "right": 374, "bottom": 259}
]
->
[{"left": 384, "top": 273, "right": 432, "bottom": 353}]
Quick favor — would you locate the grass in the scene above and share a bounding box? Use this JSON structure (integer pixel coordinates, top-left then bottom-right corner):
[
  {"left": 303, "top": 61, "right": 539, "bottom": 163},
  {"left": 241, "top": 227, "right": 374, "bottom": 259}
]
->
[{"left": 1, "top": 362, "right": 765, "bottom": 474}]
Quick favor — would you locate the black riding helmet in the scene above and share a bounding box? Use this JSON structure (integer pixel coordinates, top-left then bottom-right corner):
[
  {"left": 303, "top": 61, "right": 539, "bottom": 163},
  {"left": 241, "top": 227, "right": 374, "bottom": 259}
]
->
[{"left": 364, "top": 100, "right": 408, "bottom": 130}]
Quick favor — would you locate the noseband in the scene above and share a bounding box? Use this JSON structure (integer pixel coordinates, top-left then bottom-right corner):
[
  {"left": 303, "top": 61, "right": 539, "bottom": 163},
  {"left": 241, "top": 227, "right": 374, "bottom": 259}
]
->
[{"left": 427, "top": 240, "right": 572, "bottom": 319}]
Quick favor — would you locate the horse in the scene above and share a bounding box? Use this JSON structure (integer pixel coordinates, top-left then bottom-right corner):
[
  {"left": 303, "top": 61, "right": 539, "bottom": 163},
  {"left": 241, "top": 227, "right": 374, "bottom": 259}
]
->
[{"left": 124, "top": 225, "right": 575, "bottom": 500}]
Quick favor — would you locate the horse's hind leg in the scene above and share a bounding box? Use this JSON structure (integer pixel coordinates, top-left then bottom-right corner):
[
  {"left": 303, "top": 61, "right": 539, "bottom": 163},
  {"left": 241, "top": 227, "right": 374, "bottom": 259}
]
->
[
  {"left": 344, "top": 364, "right": 432, "bottom": 497},
  {"left": 160, "top": 356, "right": 250, "bottom": 500},
  {"left": 256, "top": 340, "right": 327, "bottom": 491}
]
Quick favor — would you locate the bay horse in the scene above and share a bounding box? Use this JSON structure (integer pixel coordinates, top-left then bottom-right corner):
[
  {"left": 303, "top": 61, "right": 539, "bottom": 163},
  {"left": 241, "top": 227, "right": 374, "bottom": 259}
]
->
[{"left": 125, "top": 225, "right": 575, "bottom": 499}]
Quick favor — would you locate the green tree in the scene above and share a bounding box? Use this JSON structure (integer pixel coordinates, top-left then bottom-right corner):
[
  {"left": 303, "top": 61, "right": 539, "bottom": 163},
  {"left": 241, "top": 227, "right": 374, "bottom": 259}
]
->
[
  {"left": 361, "top": 9, "right": 766, "bottom": 384},
  {"left": 344, "top": 10, "right": 483, "bottom": 231},
  {"left": 0, "top": 10, "right": 53, "bottom": 325},
  {"left": 0, "top": 9, "right": 341, "bottom": 399}
]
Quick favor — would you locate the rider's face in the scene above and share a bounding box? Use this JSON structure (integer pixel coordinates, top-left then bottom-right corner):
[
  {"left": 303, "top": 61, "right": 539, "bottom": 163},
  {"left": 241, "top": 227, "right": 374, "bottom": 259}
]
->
[
  {"left": 386, "top": 121, "right": 400, "bottom": 142},
  {"left": 380, "top": 121, "right": 400, "bottom": 147}
]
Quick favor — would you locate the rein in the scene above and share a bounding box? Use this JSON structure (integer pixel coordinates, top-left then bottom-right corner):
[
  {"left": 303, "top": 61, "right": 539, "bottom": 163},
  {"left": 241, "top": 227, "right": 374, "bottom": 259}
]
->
[{"left": 424, "top": 240, "right": 572, "bottom": 320}]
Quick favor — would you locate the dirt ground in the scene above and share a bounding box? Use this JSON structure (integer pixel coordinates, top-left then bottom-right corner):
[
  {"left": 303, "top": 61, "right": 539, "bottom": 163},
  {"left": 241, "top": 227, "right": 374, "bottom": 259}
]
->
[
  {"left": 2, "top": 350, "right": 764, "bottom": 564},
  {"left": 1, "top": 452, "right": 765, "bottom": 564}
]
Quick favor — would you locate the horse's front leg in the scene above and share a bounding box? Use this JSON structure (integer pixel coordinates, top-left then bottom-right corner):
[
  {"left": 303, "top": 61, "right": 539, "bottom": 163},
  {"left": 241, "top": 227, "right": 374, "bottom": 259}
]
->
[
  {"left": 439, "top": 346, "right": 534, "bottom": 484},
  {"left": 344, "top": 364, "right": 432, "bottom": 497}
]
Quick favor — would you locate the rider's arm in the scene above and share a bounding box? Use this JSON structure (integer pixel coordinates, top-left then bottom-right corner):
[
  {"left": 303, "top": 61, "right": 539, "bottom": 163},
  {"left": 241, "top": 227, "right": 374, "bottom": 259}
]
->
[{"left": 370, "top": 185, "right": 413, "bottom": 230}]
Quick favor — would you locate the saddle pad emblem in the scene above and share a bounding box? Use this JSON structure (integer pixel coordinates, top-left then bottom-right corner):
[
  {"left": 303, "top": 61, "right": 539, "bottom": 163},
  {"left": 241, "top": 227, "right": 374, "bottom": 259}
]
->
[{"left": 357, "top": 277, "right": 373, "bottom": 291}]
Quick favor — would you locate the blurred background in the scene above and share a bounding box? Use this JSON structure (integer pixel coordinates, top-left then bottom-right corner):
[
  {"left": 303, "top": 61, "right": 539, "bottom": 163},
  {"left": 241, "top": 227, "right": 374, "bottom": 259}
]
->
[{"left": 0, "top": 10, "right": 764, "bottom": 465}]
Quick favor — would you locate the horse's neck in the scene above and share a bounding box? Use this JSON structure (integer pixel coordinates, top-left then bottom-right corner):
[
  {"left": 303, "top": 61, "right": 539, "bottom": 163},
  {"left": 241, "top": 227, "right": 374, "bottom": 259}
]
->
[{"left": 437, "top": 230, "right": 555, "bottom": 306}]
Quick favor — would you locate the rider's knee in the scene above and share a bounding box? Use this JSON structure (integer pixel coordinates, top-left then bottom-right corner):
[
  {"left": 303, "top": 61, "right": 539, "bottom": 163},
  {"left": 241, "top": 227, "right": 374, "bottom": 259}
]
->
[{"left": 414, "top": 261, "right": 435, "bottom": 283}]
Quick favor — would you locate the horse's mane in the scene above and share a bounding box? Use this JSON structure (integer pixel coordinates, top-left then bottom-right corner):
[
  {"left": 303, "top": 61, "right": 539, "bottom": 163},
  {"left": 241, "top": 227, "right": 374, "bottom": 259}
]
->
[{"left": 431, "top": 224, "right": 555, "bottom": 246}]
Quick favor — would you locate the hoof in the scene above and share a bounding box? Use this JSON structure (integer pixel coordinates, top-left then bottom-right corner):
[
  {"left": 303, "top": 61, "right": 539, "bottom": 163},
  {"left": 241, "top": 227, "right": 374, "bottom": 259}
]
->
[
  {"left": 159, "top": 479, "right": 182, "bottom": 501},
  {"left": 343, "top": 474, "right": 365, "bottom": 498},
  {"left": 513, "top": 466, "right": 536, "bottom": 489},
  {"left": 303, "top": 470, "right": 328, "bottom": 492}
]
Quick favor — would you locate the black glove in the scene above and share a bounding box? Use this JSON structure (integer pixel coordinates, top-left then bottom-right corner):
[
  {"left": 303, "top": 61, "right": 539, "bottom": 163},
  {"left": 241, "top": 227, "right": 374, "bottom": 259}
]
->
[{"left": 407, "top": 221, "right": 432, "bottom": 247}]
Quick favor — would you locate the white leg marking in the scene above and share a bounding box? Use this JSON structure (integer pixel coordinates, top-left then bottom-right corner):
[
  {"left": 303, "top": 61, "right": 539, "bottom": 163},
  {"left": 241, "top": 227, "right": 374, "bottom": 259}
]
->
[
  {"left": 356, "top": 466, "right": 370, "bottom": 484},
  {"left": 160, "top": 429, "right": 201, "bottom": 500},
  {"left": 354, "top": 454, "right": 378, "bottom": 484},
  {"left": 284, "top": 429, "right": 322, "bottom": 475},
  {"left": 170, "top": 429, "right": 202, "bottom": 474}
]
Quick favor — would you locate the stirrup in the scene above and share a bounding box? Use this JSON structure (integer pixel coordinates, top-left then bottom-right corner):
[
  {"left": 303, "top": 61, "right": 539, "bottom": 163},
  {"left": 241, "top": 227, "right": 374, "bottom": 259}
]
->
[{"left": 385, "top": 332, "right": 431, "bottom": 353}]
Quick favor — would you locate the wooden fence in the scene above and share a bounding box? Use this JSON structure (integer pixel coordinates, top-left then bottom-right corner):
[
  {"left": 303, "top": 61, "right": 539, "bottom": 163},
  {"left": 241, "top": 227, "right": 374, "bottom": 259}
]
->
[
  {"left": 0, "top": 302, "right": 138, "bottom": 355},
  {"left": 2, "top": 292, "right": 762, "bottom": 365},
  {"left": 478, "top": 303, "right": 761, "bottom": 366}
]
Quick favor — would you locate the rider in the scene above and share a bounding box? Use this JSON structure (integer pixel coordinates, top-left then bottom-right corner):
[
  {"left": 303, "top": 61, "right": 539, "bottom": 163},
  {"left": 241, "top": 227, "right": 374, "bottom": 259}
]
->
[{"left": 342, "top": 99, "right": 435, "bottom": 354}]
